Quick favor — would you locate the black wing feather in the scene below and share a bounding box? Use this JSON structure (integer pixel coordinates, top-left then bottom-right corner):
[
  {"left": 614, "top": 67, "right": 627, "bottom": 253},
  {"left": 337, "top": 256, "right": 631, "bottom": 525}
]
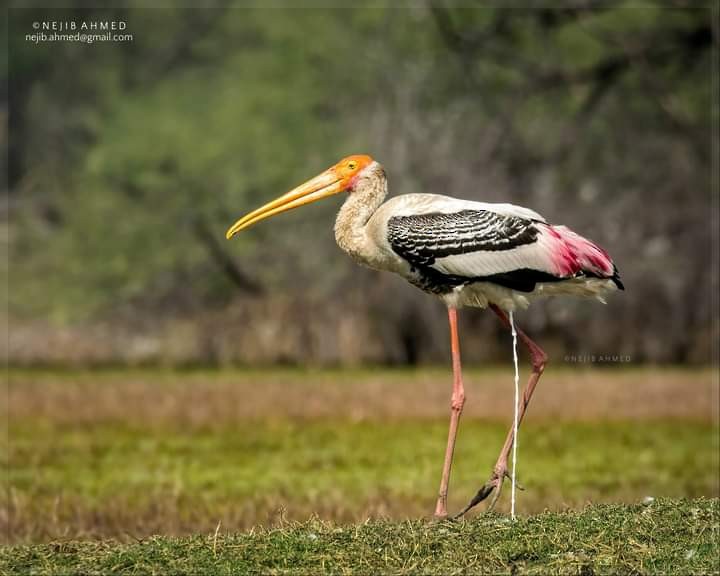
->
[
  {"left": 387, "top": 210, "right": 557, "bottom": 293},
  {"left": 387, "top": 210, "right": 538, "bottom": 267}
]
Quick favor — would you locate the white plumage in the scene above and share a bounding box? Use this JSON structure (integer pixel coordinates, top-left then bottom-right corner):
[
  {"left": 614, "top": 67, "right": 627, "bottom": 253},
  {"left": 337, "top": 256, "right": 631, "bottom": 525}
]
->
[{"left": 352, "top": 174, "right": 621, "bottom": 311}]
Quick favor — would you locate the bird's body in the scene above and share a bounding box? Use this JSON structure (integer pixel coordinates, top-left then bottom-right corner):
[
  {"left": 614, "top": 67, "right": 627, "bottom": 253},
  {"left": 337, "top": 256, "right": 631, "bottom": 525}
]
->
[
  {"left": 226, "top": 154, "right": 623, "bottom": 519},
  {"left": 333, "top": 161, "right": 622, "bottom": 312}
]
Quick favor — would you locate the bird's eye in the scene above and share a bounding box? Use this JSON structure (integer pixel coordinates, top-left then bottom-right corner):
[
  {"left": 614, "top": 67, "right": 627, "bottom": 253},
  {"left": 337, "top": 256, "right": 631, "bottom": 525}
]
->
[{"left": 348, "top": 161, "right": 357, "bottom": 170}]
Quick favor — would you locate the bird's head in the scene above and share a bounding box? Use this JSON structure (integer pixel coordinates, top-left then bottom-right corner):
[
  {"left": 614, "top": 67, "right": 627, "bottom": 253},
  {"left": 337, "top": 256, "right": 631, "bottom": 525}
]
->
[{"left": 226, "top": 154, "right": 374, "bottom": 239}]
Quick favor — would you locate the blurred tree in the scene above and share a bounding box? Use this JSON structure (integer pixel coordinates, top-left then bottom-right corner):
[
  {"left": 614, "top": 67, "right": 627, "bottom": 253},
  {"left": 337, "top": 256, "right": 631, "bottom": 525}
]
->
[{"left": 5, "top": 1, "right": 717, "bottom": 364}]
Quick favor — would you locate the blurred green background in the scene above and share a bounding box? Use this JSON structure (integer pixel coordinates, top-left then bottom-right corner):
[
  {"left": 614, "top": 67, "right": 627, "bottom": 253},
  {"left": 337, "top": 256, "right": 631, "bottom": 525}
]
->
[{"left": 4, "top": 1, "right": 716, "bottom": 367}]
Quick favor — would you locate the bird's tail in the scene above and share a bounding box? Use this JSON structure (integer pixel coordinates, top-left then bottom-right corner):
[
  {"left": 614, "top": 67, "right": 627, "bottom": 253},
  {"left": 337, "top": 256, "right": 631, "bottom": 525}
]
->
[{"left": 549, "top": 225, "right": 624, "bottom": 290}]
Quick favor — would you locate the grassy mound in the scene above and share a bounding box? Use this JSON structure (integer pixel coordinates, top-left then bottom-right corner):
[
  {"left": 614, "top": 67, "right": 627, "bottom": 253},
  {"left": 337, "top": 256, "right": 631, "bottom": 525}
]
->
[{"left": 4, "top": 498, "right": 718, "bottom": 575}]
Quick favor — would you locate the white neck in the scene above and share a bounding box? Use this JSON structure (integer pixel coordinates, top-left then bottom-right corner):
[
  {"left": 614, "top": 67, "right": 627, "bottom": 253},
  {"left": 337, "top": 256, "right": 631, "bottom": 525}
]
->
[{"left": 334, "top": 162, "right": 388, "bottom": 267}]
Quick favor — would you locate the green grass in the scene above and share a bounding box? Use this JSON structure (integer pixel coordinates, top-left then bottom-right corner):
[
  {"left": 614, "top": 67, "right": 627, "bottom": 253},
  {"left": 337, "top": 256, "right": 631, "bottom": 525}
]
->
[
  {"left": 3, "top": 367, "right": 719, "bottom": 573},
  {"left": 6, "top": 419, "right": 718, "bottom": 542},
  {"left": 3, "top": 498, "right": 718, "bottom": 575}
]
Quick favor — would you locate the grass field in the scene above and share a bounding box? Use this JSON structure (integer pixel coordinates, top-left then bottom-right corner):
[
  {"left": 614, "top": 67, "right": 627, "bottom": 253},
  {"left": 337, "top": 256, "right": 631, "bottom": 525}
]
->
[
  {"left": 3, "top": 366, "right": 719, "bottom": 573},
  {"left": 4, "top": 499, "right": 718, "bottom": 575}
]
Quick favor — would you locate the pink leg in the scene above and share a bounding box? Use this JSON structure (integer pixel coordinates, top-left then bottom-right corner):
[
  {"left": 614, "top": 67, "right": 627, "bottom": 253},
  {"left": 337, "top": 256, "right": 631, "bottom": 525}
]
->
[
  {"left": 434, "top": 307, "right": 466, "bottom": 519},
  {"left": 455, "top": 304, "right": 547, "bottom": 517}
]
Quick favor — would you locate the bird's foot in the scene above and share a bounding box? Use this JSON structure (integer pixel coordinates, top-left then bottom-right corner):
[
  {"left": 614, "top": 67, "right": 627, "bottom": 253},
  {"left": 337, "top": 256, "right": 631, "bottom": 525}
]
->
[
  {"left": 433, "top": 494, "right": 448, "bottom": 521},
  {"left": 452, "top": 474, "right": 501, "bottom": 519},
  {"left": 453, "top": 468, "right": 524, "bottom": 519}
]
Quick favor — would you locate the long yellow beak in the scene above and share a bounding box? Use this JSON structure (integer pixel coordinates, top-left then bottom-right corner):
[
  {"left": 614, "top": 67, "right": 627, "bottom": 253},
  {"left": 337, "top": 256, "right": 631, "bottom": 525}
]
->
[{"left": 226, "top": 169, "right": 345, "bottom": 239}]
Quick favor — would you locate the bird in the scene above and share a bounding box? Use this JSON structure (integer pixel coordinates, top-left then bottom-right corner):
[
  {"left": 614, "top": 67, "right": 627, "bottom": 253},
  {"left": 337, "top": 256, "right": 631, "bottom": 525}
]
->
[{"left": 226, "top": 154, "right": 623, "bottom": 519}]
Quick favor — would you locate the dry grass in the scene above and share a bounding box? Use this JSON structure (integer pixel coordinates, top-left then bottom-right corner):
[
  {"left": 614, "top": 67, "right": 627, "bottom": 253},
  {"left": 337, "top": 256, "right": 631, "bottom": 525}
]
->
[{"left": 7, "top": 366, "right": 718, "bottom": 427}]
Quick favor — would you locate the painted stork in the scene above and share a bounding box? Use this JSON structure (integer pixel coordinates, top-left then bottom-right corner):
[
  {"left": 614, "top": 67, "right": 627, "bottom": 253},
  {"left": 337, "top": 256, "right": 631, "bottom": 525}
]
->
[{"left": 226, "top": 154, "right": 623, "bottom": 519}]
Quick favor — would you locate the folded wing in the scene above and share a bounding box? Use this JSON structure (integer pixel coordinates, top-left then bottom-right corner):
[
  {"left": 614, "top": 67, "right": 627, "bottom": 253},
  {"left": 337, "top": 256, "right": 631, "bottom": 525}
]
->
[{"left": 387, "top": 208, "right": 621, "bottom": 293}]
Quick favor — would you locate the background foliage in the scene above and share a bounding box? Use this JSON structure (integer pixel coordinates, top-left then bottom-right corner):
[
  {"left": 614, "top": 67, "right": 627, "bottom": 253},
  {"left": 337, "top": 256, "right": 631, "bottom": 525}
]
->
[{"left": 4, "top": 1, "right": 717, "bottom": 365}]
